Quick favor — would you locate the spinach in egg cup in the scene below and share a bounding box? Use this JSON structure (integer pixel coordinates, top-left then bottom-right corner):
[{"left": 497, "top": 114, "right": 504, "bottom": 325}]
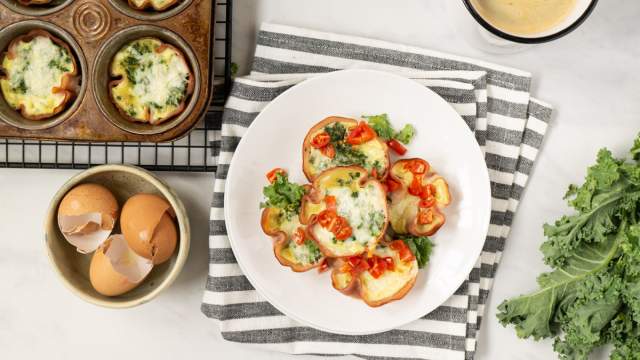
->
[
  {"left": 108, "top": 37, "right": 194, "bottom": 125},
  {"left": 0, "top": 29, "right": 79, "bottom": 120}
]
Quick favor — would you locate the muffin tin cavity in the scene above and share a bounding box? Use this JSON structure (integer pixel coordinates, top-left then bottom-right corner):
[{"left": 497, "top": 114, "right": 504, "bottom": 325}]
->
[
  {"left": 0, "top": 20, "right": 87, "bottom": 130},
  {"left": 93, "top": 25, "right": 200, "bottom": 135}
]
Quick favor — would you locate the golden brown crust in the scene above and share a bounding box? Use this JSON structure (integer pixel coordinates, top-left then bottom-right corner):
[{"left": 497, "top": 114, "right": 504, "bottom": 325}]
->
[
  {"left": 361, "top": 273, "right": 417, "bottom": 307},
  {"left": 0, "top": 29, "right": 78, "bottom": 120},
  {"left": 127, "top": 0, "right": 180, "bottom": 11},
  {"left": 260, "top": 207, "right": 324, "bottom": 272},
  {"left": 108, "top": 38, "right": 194, "bottom": 125},
  {"left": 389, "top": 158, "right": 452, "bottom": 237},
  {"left": 302, "top": 116, "right": 390, "bottom": 182},
  {"left": 301, "top": 166, "right": 389, "bottom": 258}
]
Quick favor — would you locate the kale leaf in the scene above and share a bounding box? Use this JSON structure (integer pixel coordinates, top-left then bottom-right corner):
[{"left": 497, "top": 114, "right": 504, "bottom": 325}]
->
[
  {"left": 400, "top": 235, "right": 433, "bottom": 268},
  {"left": 363, "top": 113, "right": 416, "bottom": 144},
  {"left": 260, "top": 172, "right": 306, "bottom": 218},
  {"left": 497, "top": 132, "right": 640, "bottom": 360}
]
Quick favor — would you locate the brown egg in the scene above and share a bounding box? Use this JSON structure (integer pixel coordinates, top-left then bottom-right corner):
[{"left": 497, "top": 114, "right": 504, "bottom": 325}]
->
[
  {"left": 120, "top": 194, "right": 178, "bottom": 265},
  {"left": 58, "top": 183, "right": 119, "bottom": 253},
  {"left": 89, "top": 235, "right": 153, "bottom": 297}
]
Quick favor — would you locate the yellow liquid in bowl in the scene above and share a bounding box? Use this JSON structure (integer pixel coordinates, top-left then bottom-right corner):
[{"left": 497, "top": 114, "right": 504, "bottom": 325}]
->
[{"left": 469, "top": 0, "right": 578, "bottom": 37}]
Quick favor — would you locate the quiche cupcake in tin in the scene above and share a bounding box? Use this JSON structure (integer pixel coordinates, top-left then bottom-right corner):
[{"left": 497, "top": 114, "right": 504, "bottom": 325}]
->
[
  {"left": 0, "top": 28, "right": 79, "bottom": 121},
  {"left": 109, "top": 37, "right": 194, "bottom": 125}
]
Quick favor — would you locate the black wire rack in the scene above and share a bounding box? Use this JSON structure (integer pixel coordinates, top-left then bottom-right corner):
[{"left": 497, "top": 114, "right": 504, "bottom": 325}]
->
[{"left": 0, "top": 0, "right": 232, "bottom": 172}]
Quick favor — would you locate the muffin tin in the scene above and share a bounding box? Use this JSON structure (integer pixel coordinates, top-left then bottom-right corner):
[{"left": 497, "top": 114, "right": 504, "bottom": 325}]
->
[{"left": 0, "top": 0, "right": 214, "bottom": 142}]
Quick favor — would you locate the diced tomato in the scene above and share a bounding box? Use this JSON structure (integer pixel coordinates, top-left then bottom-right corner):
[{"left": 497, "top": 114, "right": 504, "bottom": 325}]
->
[
  {"left": 390, "top": 240, "right": 415, "bottom": 263},
  {"left": 419, "top": 196, "right": 436, "bottom": 208},
  {"left": 386, "top": 178, "right": 402, "bottom": 193},
  {"left": 318, "top": 258, "right": 329, "bottom": 273},
  {"left": 383, "top": 257, "right": 395, "bottom": 271},
  {"left": 311, "top": 132, "right": 331, "bottom": 148},
  {"left": 346, "top": 121, "right": 376, "bottom": 145},
  {"left": 292, "top": 227, "right": 306, "bottom": 245},
  {"left": 368, "top": 257, "right": 388, "bottom": 279},
  {"left": 371, "top": 167, "right": 378, "bottom": 179},
  {"left": 403, "top": 159, "right": 429, "bottom": 175},
  {"left": 324, "top": 195, "right": 337, "bottom": 210},
  {"left": 408, "top": 177, "right": 424, "bottom": 197},
  {"left": 317, "top": 210, "right": 338, "bottom": 229},
  {"left": 332, "top": 217, "right": 352, "bottom": 240},
  {"left": 418, "top": 208, "right": 434, "bottom": 225},
  {"left": 321, "top": 144, "right": 336, "bottom": 158},
  {"left": 266, "top": 168, "right": 286, "bottom": 183},
  {"left": 347, "top": 256, "right": 362, "bottom": 268},
  {"left": 387, "top": 139, "right": 407, "bottom": 155}
]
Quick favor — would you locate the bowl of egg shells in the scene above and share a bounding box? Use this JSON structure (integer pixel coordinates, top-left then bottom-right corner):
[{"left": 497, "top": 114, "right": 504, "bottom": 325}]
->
[{"left": 44, "top": 164, "right": 190, "bottom": 308}]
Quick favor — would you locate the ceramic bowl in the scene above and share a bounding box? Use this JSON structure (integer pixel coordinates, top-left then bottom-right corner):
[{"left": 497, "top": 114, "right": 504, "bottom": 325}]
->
[{"left": 44, "top": 164, "right": 190, "bottom": 308}]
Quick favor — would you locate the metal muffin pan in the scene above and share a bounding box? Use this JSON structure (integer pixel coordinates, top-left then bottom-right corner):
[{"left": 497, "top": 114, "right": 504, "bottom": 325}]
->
[
  {"left": 0, "top": 0, "right": 214, "bottom": 142},
  {"left": 0, "top": 20, "right": 88, "bottom": 130},
  {"left": 93, "top": 25, "right": 201, "bottom": 135}
]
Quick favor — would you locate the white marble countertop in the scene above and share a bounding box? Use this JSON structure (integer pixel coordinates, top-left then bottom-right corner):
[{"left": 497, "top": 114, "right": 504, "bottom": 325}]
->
[{"left": 1, "top": 1, "right": 638, "bottom": 359}]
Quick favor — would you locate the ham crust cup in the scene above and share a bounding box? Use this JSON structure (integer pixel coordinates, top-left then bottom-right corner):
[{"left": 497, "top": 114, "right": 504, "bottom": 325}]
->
[
  {"left": 302, "top": 116, "right": 390, "bottom": 182},
  {"left": 109, "top": 37, "right": 194, "bottom": 125},
  {"left": 127, "top": 0, "right": 181, "bottom": 11},
  {"left": 331, "top": 240, "right": 419, "bottom": 307},
  {"left": 0, "top": 29, "right": 78, "bottom": 120},
  {"left": 387, "top": 158, "right": 452, "bottom": 236},
  {"left": 300, "top": 166, "right": 388, "bottom": 258}
]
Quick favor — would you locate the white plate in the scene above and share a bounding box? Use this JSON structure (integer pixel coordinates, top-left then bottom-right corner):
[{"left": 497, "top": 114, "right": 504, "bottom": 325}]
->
[{"left": 225, "top": 69, "right": 491, "bottom": 335}]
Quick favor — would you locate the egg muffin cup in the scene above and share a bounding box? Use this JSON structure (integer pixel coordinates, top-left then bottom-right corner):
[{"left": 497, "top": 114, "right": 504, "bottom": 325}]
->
[
  {"left": 127, "top": 0, "right": 180, "bottom": 11},
  {"left": 0, "top": 29, "right": 79, "bottom": 120},
  {"left": 93, "top": 25, "right": 201, "bottom": 136},
  {"left": 0, "top": 20, "right": 87, "bottom": 130},
  {"left": 108, "top": 37, "right": 194, "bottom": 126}
]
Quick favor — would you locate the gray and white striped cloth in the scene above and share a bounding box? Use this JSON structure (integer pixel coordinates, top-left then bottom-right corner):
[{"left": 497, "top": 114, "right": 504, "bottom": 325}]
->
[{"left": 202, "top": 23, "right": 552, "bottom": 360}]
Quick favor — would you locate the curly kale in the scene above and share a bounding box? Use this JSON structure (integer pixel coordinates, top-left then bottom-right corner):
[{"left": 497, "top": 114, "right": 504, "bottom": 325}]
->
[
  {"left": 497, "top": 133, "right": 640, "bottom": 360},
  {"left": 260, "top": 172, "right": 306, "bottom": 219}
]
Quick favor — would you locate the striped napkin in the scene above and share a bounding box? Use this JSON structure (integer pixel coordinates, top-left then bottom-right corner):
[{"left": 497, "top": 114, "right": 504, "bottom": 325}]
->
[{"left": 202, "top": 23, "right": 552, "bottom": 360}]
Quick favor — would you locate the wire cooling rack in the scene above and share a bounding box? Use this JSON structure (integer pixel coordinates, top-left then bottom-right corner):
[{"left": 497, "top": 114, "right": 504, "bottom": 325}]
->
[{"left": 0, "top": 0, "right": 232, "bottom": 172}]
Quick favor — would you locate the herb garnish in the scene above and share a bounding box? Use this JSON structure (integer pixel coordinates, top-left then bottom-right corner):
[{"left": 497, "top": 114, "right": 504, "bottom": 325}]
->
[
  {"left": 363, "top": 113, "right": 416, "bottom": 144},
  {"left": 400, "top": 235, "right": 433, "bottom": 268},
  {"left": 260, "top": 172, "right": 306, "bottom": 220}
]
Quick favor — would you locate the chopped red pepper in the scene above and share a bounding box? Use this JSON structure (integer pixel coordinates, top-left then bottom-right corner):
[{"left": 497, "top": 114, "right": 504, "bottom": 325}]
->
[
  {"left": 266, "top": 168, "right": 286, "bottom": 183},
  {"left": 387, "top": 139, "right": 407, "bottom": 155},
  {"left": 346, "top": 121, "right": 376, "bottom": 145},
  {"left": 311, "top": 132, "right": 331, "bottom": 148},
  {"left": 320, "top": 144, "right": 336, "bottom": 159}
]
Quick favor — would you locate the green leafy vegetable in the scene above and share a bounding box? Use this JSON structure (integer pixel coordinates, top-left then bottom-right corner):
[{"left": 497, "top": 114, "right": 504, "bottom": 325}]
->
[
  {"left": 400, "top": 235, "right": 433, "bottom": 268},
  {"left": 260, "top": 172, "right": 306, "bottom": 219},
  {"left": 334, "top": 142, "right": 367, "bottom": 168},
  {"left": 497, "top": 133, "right": 640, "bottom": 360},
  {"left": 363, "top": 113, "right": 416, "bottom": 144},
  {"left": 395, "top": 124, "right": 416, "bottom": 144},
  {"left": 324, "top": 122, "right": 347, "bottom": 143}
]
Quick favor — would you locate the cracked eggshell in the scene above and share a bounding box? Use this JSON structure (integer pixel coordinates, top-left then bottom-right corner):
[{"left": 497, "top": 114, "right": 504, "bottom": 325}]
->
[
  {"left": 57, "top": 183, "right": 119, "bottom": 253},
  {"left": 121, "top": 193, "right": 178, "bottom": 265},
  {"left": 90, "top": 235, "right": 153, "bottom": 297}
]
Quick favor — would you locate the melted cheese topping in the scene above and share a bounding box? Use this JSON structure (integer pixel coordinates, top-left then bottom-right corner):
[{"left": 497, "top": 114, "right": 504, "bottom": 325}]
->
[
  {"left": 307, "top": 121, "right": 388, "bottom": 178},
  {"left": 110, "top": 38, "right": 190, "bottom": 124},
  {"left": 0, "top": 35, "right": 74, "bottom": 117},
  {"left": 390, "top": 188, "right": 419, "bottom": 234},
  {"left": 266, "top": 208, "right": 322, "bottom": 266},
  {"left": 310, "top": 170, "right": 386, "bottom": 256},
  {"left": 360, "top": 246, "right": 418, "bottom": 302}
]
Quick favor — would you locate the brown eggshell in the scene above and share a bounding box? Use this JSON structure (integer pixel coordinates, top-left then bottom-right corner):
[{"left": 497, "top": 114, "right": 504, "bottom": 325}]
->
[
  {"left": 121, "top": 194, "right": 178, "bottom": 264},
  {"left": 58, "top": 183, "right": 118, "bottom": 230},
  {"left": 90, "top": 244, "right": 136, "bottom": 296}
]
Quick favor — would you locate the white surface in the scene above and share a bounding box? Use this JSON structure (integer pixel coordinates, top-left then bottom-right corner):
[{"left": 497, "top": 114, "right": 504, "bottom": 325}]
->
[
  {"left": 225, "top": 69, "right": 490, "bottom": 334},
  {"left": 1, "top": 0, "right": 638, "bottom": 359}
]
